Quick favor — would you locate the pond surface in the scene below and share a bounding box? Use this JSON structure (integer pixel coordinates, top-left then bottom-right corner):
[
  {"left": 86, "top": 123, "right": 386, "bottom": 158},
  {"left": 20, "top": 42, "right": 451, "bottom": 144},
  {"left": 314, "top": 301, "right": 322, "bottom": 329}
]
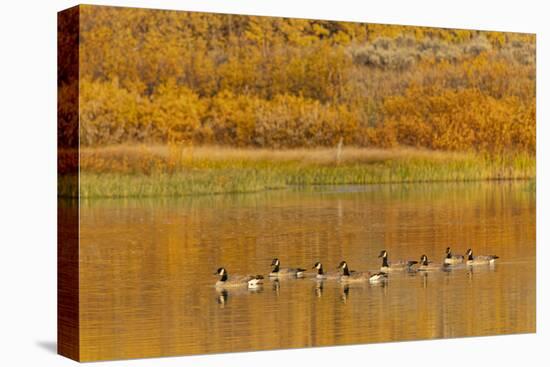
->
[{"left": 77, "top": 181, "right": 535, "bottom": 361}]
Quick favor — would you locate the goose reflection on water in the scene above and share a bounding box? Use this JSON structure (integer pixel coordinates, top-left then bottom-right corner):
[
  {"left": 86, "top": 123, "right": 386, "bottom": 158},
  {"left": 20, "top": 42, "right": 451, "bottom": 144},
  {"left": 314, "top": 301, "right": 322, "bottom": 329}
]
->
[
  {"left": 315, "top": 280, "right": 324, "bottom": 298},
  {"left": 215, "top": 286, "right": 264, "bottom": 308},
  {"left": 340, "top": 284, "right": 350, "bottom": 304},
  {"left": 216, "top": 289, "right": 228, "bottom": 308},
  {"left": 271, "top": 278, "right": 280, "bottom": 296}
]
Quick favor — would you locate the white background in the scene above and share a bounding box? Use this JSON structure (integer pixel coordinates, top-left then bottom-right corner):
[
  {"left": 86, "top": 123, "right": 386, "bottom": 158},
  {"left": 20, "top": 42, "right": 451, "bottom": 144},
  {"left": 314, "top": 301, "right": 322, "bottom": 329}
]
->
[{"left": 0, "top": 0, "right": 546, "bottom": 365}]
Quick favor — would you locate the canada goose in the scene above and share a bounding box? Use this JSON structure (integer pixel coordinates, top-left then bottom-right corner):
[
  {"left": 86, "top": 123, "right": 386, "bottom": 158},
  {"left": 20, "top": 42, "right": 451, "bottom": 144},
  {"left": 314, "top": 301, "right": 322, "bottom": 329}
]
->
[
  {"left": 338, "top": 261, "right": 388, "bottom": 283},
  {"left": 215, "top": 267, "right": 264, "bottom": 288},
  {"left": 378, "top": 250, "right": 418, "bottom": 272},
  {"left": 444, "top": 247, "right": 464, "bottom": 265},
  {"left": 417, "top": 255, "right": 443, "bottom": 271},
  {"left": 465, "top": 249, "right": 499, "bottom": 266},
  {"left": 270, "top": 258, "right": 306, "bottom": 278},
  {"left": 312, "top": 262, "right": 340, "bottom": 280}
]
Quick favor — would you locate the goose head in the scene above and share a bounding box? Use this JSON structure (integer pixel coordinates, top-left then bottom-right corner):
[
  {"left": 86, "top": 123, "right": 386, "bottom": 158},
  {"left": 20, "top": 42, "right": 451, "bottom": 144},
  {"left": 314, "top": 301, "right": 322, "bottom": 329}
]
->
[
  {"left": 215, "top": 267, "right": 228, "bottom": 281},
  {"left": 337, "top": 261, "right": 351, "bottom": 276},
  {"left": 378, "top": 250, "right": 388, "bottom": 259},
  {"left": 271, "top": 258, "right": 280, "bottom": 272},
  {"left": 313, "top": 262, "right": 324, "bottom": 274},
  {"left": 466, "top": 249, "right": 473, "bottom": 260},
  {"left": 420, "top": 255, "right": 429, "bottom": 266}
]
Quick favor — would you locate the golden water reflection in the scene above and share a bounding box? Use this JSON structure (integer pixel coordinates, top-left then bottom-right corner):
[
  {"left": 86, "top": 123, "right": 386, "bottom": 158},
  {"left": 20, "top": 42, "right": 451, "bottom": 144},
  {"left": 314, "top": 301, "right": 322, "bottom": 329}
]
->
[{"left": 78, "top": 182, "right": 535, "bottom": 361}]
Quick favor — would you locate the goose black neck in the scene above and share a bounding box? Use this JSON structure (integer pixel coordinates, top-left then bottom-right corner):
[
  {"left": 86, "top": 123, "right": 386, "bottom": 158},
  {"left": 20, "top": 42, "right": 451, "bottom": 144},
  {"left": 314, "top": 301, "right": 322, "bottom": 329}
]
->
[
  {"left": 446, "top": 252, "right": 452, "bottom": 259},
  {"left": 272, "top": 264, "right": 280, "bottom": 273},
  {"left": 343, "top": 266, "right": 351, "bottom": 276},
  {"left": 220, "top": 273, "right": 228, "bottom": 282},
  {"left": 382, "top": 257, "right": 389, "bottom": 268},
  {"left": 317, "top": 266, "right": 324, "bottom": 275},
  {"left": 468, "top": 254, "right": 474, "bottom": 261}
]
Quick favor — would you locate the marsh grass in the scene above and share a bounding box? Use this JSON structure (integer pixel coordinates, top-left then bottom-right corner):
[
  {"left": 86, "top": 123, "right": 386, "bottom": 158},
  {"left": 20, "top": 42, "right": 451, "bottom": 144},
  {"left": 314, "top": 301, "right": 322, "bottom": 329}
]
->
[{"left": 59, "top": 145, "right": 535, "bottom": 198}]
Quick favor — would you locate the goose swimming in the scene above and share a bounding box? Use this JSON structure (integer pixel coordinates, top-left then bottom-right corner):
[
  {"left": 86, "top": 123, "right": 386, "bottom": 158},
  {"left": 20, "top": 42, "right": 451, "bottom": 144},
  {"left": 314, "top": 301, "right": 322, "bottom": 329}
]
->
[
  {"left": 215, "top": 267, "right": 264, "bottom": 288},
  {"left": 465, "top": 249, "right": 499, "bottom": 266},
  {"left": 338, "top": 261, "right": 388, "bottom": 283},
  {"left": 312, "top": 262, "right": 340, "bottom": 280},
  {"left": 378, "top": 250, "right": 418, "bottom": 272},
  {"left": 270, "top": 258, "right": 306, "bottom": 278},
  {"left": 444, "top": 247, "right": 464, "bottom": 265},
  {"left": 417, "top": 255, "right": 443, "bottom": 272}
]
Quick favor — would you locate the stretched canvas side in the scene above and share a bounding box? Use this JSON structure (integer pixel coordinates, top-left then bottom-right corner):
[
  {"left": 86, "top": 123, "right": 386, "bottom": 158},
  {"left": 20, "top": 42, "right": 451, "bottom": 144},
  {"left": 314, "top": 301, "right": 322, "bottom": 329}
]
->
[{"left": 57, "top": 5, "right": 81, "bottom": 362}]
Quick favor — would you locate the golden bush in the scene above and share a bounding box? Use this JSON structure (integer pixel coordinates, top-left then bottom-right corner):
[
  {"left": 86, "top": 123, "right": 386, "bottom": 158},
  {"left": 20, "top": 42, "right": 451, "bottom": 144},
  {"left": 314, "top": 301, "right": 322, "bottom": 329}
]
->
[{"left": 71, "top": 6, "right": 535, "bottom": 154}]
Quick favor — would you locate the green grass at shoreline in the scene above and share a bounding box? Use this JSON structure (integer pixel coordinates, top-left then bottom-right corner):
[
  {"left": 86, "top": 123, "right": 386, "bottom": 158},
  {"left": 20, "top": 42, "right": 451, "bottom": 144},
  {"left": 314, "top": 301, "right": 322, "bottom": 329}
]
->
[{"left": 58, "top": 147, "right": 535, "bottom": 198}]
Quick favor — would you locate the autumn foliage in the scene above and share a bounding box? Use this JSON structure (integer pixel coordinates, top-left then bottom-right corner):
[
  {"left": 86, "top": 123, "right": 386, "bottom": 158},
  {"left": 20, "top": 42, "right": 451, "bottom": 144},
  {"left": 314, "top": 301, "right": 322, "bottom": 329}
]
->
[{"left": 63, "top": 6, "right": 535, "bottom": 154}]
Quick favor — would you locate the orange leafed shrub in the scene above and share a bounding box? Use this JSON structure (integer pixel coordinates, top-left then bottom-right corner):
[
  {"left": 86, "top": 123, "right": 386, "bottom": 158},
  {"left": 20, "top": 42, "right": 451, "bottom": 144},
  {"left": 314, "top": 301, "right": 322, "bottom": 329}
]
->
[
  {"left": 383, "top": 87, "right": 535, "bottom": 153},
  {"left": 69, "top": 6, "right": 535, "bottom": 154},
  {"left": 150, "top": 80, "right": 206, "bottom": 144},
  {"left": 80, "top": 78, "right": 150, "bottom": 145}
]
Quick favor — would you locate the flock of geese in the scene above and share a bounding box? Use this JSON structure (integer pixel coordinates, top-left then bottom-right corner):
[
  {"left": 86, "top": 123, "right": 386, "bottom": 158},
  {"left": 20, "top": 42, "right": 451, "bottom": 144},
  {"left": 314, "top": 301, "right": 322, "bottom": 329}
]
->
[{"left": 215, "top": 247, "right": 499, "bottom": 289}]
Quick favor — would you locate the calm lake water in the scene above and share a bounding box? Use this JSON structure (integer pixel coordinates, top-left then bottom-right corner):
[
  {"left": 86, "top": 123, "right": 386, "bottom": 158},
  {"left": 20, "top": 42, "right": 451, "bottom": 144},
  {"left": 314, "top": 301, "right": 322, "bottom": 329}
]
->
[{"left": 77, "top": 181, "right": 535, "bottom": 361}]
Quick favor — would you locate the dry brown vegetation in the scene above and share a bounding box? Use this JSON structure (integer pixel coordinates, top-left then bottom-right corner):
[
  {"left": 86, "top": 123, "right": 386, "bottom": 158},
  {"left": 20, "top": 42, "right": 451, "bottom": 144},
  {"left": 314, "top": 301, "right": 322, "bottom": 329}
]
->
[
  {"left": 54, "top": 145, "right": 535, "bottom": 198},
  {"left": 80, "top": 145, "right": 477, "bottom": 172}
]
